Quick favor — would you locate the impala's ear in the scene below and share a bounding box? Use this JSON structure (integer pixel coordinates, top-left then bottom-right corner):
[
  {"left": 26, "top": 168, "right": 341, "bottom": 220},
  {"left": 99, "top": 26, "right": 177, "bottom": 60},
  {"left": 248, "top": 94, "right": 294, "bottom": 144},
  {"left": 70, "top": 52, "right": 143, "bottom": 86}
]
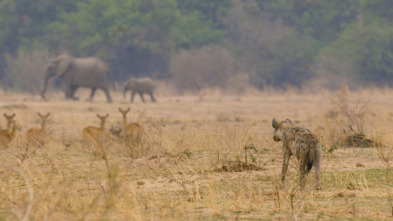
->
[
  {"left": 12, "top": 113, "right": 15, "bottom": 117},
  {"left": 272, "top": 118, "right": 280, "bottom": 129},
  {"left": 46, "top": 112, "right": 50, "bottom": 117},
  {"left": 126, "top": 107, "right": 130, "bottom": 112},
  {"left": 38, "top": 112, "right": 42, "bottom": 117},
  {"left": 105, "top": 114, "right": 109, "bottom": 118},
  {"left": 96, "top": 114, "right": 100, "bottom": 118}
]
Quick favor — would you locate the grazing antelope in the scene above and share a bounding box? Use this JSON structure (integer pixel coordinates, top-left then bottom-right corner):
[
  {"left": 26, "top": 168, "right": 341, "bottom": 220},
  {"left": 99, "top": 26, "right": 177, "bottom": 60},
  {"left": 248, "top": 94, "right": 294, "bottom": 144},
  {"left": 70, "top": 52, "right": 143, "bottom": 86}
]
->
[
  {"left": 272, "top": 118, "right": 321, "bottom": 190},
  {"left": 118, "top": 108, "right": 143, "bottom": 144},
  {"left": 26, "top": 112, "right": 51, "bottom": 148},
  {"left": 0, "top": 119, "right": 20, "bottom": 148}
]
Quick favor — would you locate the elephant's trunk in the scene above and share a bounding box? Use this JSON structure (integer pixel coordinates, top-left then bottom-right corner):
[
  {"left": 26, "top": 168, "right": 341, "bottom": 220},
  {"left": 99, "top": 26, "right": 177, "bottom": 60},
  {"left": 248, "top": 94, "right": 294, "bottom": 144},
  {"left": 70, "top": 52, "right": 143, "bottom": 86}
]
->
[
  {"left": 123, "top": 87, "right": 128, "bottom": 99},
  {"left": 41, "top": 74, "right": 50, "bottom": 100}
]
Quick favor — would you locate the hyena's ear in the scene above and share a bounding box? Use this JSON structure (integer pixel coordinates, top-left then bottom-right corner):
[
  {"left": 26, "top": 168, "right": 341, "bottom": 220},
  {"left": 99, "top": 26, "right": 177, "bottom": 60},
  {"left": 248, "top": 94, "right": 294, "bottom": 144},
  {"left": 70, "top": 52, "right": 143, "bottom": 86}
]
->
[
  {"left": 284, "top": 119, "right": 292, "bottom": 124},
  {"left": 272, "top": 118, "right": 280, "bottom": 129}
]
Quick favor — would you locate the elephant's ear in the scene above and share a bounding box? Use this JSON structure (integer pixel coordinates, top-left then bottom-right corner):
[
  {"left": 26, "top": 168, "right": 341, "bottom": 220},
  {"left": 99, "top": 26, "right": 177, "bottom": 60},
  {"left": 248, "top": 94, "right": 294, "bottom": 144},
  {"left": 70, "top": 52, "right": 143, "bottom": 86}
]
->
[{"left": 55, "top": 55, "right": 72, "bottom": 78}]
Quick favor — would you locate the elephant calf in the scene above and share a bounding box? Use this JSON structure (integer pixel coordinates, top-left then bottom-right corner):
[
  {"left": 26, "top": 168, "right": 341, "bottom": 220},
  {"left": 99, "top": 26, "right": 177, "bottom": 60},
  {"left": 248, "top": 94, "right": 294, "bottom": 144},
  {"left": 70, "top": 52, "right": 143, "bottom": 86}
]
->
[{"left": 123, "top": 77, "right": 156, "bottom": 103}]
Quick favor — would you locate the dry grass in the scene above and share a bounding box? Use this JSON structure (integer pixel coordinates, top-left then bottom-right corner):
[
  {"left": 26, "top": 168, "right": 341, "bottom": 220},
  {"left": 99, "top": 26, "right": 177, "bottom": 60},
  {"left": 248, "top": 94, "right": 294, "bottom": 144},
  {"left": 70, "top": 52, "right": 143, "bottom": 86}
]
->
[{"left": 0, "top": 88, "right": 392, "bottom": 220}]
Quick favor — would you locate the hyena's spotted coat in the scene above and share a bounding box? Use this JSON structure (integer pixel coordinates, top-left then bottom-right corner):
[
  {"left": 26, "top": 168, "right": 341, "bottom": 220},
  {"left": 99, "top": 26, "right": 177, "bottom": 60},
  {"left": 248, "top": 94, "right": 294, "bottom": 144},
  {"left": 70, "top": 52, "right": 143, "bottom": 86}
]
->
[{"left": 272, "top": 118, "right": 321, "bottom": 190}]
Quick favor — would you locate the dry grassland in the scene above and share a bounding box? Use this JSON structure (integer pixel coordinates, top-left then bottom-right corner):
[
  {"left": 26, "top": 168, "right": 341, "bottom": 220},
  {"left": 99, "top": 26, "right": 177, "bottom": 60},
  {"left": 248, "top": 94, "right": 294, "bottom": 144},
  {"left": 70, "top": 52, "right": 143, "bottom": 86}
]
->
[{"left": 0, "top": 88, "right": 393, "bottom": 220}]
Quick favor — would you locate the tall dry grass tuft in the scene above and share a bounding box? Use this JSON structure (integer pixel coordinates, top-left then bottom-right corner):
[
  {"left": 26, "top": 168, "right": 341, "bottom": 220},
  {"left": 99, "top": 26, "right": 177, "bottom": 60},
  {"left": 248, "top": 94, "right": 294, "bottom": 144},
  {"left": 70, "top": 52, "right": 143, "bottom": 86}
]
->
[
  {"left": 318, "top": 85, "right": 373, "bottom": 150},
  {"left": 375, "top": 141, "right": 393, "bottom": 216}
]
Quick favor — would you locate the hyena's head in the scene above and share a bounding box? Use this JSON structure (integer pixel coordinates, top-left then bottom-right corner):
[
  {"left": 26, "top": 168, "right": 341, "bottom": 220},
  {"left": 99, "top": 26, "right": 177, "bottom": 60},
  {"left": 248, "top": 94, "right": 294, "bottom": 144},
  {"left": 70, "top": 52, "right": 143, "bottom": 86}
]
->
[{"left": 272, "top": 118, "right": 292, "bottom": 142}]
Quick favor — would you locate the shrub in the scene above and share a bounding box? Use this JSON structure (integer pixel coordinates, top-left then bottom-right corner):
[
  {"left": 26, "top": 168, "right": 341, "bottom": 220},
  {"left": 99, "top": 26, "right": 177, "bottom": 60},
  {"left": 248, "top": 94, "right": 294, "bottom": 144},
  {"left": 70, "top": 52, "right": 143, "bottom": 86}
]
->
[
  {"left": 170, "top": 46, "right": 246, "bottom": 93},
  {"left": 5, "top": 48, "right": 51, "bottom": 93}
]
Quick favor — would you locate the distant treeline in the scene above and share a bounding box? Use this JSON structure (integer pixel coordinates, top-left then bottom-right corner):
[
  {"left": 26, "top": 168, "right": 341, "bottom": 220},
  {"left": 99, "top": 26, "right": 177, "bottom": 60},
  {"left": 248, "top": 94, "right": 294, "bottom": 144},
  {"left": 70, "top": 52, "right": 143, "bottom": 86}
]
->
[{"left": 1, "top": 0, "right": 393, "bottom": 92}]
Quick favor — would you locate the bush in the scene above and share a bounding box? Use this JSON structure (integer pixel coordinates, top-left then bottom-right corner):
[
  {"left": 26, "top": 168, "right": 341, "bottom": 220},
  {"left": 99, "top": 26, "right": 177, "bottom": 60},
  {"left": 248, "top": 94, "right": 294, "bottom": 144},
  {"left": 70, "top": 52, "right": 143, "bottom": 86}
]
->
[
  {"left": 170, "top": 46, "right": 247, "bottom": 93},
  {"left": 315, "top": 23, "right": 393, "bottom": 88},
  {"left": 5, "top": 48, "right": 52, "bottom": 93},
  {"left": 222, "top": 0, "right": 317, "bottom": 89}
]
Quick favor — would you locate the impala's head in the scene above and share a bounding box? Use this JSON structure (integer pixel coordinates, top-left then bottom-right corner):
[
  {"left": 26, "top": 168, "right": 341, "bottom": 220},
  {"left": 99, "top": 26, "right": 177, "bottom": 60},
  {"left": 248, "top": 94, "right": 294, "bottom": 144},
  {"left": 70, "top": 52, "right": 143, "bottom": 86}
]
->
[
  {"left": 3, "top": 113, "right": 15, "bottom": 128},
  {"left": 96, "top": 114, "right": 109, "bottom": 123},
  {"left": 272, "top": 118, "right": 292, "bottom": 142},
  {"left": 118, "top": 108, "right": 130, "bottom": 118},
  {"left": 38, "top": 112, "right": 50, "bottom": 123}
]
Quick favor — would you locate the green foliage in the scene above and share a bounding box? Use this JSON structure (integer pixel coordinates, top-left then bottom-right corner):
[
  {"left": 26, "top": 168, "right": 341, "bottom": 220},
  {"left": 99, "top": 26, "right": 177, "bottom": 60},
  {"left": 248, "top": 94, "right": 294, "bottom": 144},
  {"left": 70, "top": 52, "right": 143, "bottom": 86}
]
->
[
  {"left": 177, "top": 0, "right": 232, "bottom": 23},
  {"left": 171, "top": 11, "right": 223, "bottom": 49},
  {"left": 2, "top": 0, "right": 393, "bottom": 89},
  {"left": 224, "top": 0, "right": 318, "bottom": 88},
  {"left": 317, "top": 23, "right": 393, "bottom": 87},
  {"left": 258, "top": 0, "right": 360, "bottom": 43},
  {"left": 362, "top": 0, "right": 393, "bottom": 24},
  {"left": 42, "top": 0, "right": 225, "bottom": 79},
  {"left": 0, "top": 0, "right": 80, "bottom": 52}
]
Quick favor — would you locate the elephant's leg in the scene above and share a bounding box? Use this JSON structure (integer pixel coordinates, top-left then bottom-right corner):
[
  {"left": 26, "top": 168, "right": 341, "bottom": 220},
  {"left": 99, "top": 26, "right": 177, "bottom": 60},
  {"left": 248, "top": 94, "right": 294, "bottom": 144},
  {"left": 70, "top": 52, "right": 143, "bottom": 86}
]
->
[
  {"left": 101, "top": 87, "right": 112, "bottom": 103},
  {"left": 64, "top": 86, "right": 76, "bottom": 99},
  {"left": 71, "top": 86, "right": 79, "bottom": 100},
  {"left": 64, "top": 87, "right": 72, "bottom": 99},
  {"left": 139, "top": 93, "right": 146, "bottom": 103},
  {"left": 64, "top": 83, "right": 72, "bottom": 99},
  {"left": 87, "top": 88, "right": 97, "bottom": 102},
  {"left": 150, "top": 93, "right": 156, "bottom": 102},
  {"left": 131, "top": 91, "right": 136, "bottom": 103}
]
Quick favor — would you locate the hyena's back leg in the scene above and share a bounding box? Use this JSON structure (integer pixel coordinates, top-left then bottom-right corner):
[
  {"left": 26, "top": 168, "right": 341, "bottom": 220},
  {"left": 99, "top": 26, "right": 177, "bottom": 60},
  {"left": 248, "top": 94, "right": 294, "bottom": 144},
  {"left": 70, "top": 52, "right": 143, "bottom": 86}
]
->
[
  {"left": 314, "top": 148, "right": 322, "bottom": 190},
  {"left": 299, "top": 157, "right": 308, "bottom": 190},
  {"left": 281, "top": 151, "right": 291, "bottom": 188}
]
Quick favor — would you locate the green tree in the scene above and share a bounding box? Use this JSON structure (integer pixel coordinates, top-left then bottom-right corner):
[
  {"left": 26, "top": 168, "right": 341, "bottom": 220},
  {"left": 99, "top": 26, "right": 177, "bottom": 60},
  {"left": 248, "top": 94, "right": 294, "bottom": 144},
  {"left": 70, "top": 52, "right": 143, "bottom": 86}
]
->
[
  {"left": 177, "top": 0, "right": 232, "bottom": 26},
  {"left": 0, "top": 0, "right": 81, "bottom": 80},
  {"left": 45, "top": 0, "right": 225, "bottom": 80},
  {"left": 223, "top": 0, "right": 317, "bottom": 88},
  {"left": 316, "top": 23, "right": 393, "bottom": 87},
  {"left": 257, "top": 0, "right": 360, "bottom": 43}
]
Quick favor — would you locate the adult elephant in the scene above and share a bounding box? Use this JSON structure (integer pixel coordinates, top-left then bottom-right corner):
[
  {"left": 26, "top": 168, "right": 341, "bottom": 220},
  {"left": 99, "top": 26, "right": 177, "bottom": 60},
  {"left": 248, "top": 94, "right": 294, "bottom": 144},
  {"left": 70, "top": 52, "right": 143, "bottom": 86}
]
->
[
  {"left": 123, "top": 77, "right": 156, "bottom": 103},
  {"left": 41, "top": 54, "right": 112, "bottom": 103}
]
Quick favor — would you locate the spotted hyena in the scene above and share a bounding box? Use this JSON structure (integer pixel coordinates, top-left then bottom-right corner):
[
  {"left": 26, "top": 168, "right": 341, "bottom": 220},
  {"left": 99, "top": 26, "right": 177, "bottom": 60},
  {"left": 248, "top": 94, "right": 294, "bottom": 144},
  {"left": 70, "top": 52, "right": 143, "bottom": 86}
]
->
[{"left": 272, "top": 118, "right": 321, "bottom": 190}]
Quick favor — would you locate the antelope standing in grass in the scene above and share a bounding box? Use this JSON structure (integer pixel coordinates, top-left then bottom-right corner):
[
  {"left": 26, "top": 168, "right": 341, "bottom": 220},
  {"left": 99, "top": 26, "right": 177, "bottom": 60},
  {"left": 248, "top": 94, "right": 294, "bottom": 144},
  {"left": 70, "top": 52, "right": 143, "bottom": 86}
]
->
[
  {"left": 0, "top": 113, "right": 19, "bottom": 148},
  {"left": 118, "top": 108, "right": 143, "bottom": 144},
  {"left": 82, "top": 114, "right": 109, "bottom": 142},
  {"left": 0, "top": 113, "right": 15, "bottom": 133},
  {"left": 82, "top": 114, "right": 109, "bottom": 166},
  {"left": 26, "top": 112, "right": 51, "bottom": 148}
]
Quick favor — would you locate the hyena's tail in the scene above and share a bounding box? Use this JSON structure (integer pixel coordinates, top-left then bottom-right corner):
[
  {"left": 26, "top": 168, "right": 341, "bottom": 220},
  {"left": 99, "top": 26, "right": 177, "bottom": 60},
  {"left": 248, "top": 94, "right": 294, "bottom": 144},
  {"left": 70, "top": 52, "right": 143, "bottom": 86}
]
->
[
  {"left": 306, "top": 140, "right": 318, "bottom": 174},
  {"left": 306, "top": 162, "right": 313, "bottom": 174}
]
